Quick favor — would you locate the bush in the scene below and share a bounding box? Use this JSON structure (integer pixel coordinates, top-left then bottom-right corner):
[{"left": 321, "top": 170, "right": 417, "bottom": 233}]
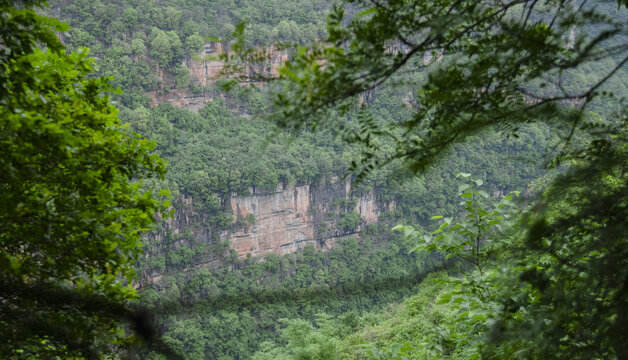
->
[{"left": 338, "top": 211, "right": 363, "bottom": 232}]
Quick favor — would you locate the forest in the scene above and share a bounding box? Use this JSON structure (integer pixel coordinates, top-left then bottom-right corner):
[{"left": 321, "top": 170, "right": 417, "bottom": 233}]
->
[{"left": 1, "top": 0, "right": 626, "bottom": 359}]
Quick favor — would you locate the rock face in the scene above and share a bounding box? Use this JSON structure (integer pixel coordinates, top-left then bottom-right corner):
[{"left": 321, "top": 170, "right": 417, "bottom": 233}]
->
[
  {"left": 146, "top": 178, "right": 390, "bottom": 266},
  {"left": 228, "top": 179, "right": 383, "bottom": 258},
  {"left": 229, "top": 184, "right": 314, "bottom": 257},
  {"left": 139, "top": 45, "right": 392, "bottom": 278},
  {"left": 148, "top": 42, "right": 288, "bottom": 112}
]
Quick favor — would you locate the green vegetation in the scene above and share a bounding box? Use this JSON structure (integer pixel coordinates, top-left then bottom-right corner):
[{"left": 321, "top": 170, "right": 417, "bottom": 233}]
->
[
  {"left": 137, "top": 231, "right": 443, "bottom": 358},
  {"left": 45, "top": 0, "right": 332, "bottom": 107},
  {"left": 0, "top": 0, "right": 167, "bottom": 357},
  {"left": 338, "top": 211, "right": 364, "bottom": 232},
  {"left": 251, "top": 271, "right": 459, "bottom": 360},
  {"left": 253, "top": 162, "right": 628, "bottom": 359},
  {"left": 258, "top": 0, "right": 628, "bottom": 358},
  {"left": 3, "top": 0, "right": 626, "bottom": 358},
  {"left": 266, "top": 0, "right": 627, "bottom": 173},
  {"left": 131, "top": 85, "right": 553, "bottom": 276}
]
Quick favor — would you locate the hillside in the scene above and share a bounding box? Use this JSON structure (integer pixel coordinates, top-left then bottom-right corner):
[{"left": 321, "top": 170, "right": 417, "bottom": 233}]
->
[{"left": 31, "top": 0, "right": 628, "bottom": 359}]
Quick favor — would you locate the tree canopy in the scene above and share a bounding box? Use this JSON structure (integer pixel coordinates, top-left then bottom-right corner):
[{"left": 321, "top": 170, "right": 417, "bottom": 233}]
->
[
  {"left": 252, "top": 0, "right": 628, "bottom": 358},
  {"left": 3, "top": 0, "right": 626, "bottom": 358},
  {"left": 266, "top": 0, "right": 626, "bottom": 173},
  {"left": 0, "top": 0, "right": 167, "bottom": 357}
]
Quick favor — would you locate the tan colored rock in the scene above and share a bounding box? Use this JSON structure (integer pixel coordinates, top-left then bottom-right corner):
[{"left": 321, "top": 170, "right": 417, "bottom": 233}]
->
[
  {"left": 225, "top": 179, "right": 391, "bottom": 258},
  {"left": 228, "top": 185, "right": 316, "bottom": 257},
  {"left": 140, "top": 179, "right": 395, "bottom": 284},
  {"left": 148, "top": 43, "right": 290, "bottom": 113}
]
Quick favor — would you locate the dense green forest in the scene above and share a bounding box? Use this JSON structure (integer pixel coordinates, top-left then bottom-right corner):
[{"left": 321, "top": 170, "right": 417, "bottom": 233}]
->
[
  {"left": 121, "top": 31, "right": 556, "bottom": 360},
  {"left": 43, "top": 0, "right": 331, "bottom": 108},
  {"left": 1, "top": 0, "right": 626, "bottom": 359}
]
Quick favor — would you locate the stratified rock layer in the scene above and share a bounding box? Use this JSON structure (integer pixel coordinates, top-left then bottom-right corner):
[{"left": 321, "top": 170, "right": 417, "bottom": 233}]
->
[
  {"left": 145, "top": 178, "right": 389, "bottom": 267},
  {"left": 227, "top": 178, "right": 383, "bottom": 257},
  {"left": 149, "top": 42, "right": 288, "bottom": 111}
]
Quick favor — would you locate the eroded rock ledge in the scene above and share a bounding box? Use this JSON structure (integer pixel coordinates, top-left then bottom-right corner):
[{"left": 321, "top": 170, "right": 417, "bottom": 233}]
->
[
  {"left": 227, "top": 178, "right": 391, "bottom": 258},
  {"left": 146, "top": 177, "right": 393, "bottom": 268}
]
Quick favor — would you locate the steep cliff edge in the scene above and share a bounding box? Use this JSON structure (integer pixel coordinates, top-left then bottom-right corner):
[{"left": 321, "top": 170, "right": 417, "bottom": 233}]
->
[
  {"left": 148, "top": 42, "right": 288, "bottom": 112},
  {"left": 140, "top": 178, "right": 394, "bottom": 282},
  {"left": 228, "top": 178, "right": 389, "bottom": 258}
]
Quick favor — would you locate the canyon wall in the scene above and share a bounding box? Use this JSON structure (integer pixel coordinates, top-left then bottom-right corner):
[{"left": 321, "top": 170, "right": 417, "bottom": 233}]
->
[
  {"left": 138, "top": 45, "right": 392, "bottom": 284},
  {"left": 141, "top": 178, "right": 393, "bottom": 283},
  {"left": 227, "top": 178, "right": 386, "bottom": 258},
  {"left": 148, "top": 42, "right": 288, "bottom": 112}
]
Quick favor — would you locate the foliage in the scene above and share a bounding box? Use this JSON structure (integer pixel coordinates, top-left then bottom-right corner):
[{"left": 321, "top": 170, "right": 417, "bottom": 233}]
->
[
  {"left": 390, "top": 127, "right": 627, "bottom": 359},
  {"left": 338, "top": 211, "right": 364, "bottom": 232},
  {"left": 250, "top": 174, "right": 520, "bottom": 360},
  {"left": 255, "top": 0, "right": 628, "bottom": 358},
  {"left": 44, "top": 0, "right": 333, "bottom": 105},
  {"left": 135, "top": 227, "right": 442, "bottom": 359},
  {"left": 483, "top": 121, "right": 628, "bottom": 359},
  {"left": 130, "top": 83, "right": 552, "bottom": 267},
  {"left": 395, "top": 174, "right": 519, "bottom": 273},
  {"left": 275, "top": 126, "right": 625, "bottom": 359},
  {"left": 252, "top": 271, "right": 461, "bottom": 360},
  {"left": 268, "top": 0, "right": 627, "bottom": 175},
  {"left": 0, "top": 0, "right": 167, "bottom": 358},
  {"left": 253, "top": 156, "right": 627, "bottom": 359},
  {"left": 125, "top": 35, "right": 554, "bottom": 360},
  {"left": 20, "top": 0, "right": 627, "bottom": 358}
]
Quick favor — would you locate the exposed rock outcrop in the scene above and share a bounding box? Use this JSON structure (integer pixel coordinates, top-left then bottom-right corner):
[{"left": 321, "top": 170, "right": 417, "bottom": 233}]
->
[
  {"left": 227, "top": 178, "right": 384, "bottom": 258},
  {"left": 144, "top": 178, "right": 392, "bottom": 275},
  {"left": 148, "top": 42, "right": 288, "bottom": 111}
]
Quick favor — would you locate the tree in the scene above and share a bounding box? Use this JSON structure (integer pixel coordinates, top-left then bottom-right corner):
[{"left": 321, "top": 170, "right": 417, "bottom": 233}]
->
[
  {"left": 166, "top": 30, "right": 184, "bottom": 65},
  {"left": 257, "top": 0, "right": 627, "bottom": 173},
  {"left": 250, "top": 0, "right": 627, "bottom": 357},
  {"left": 338, "top": 211, "right": 364, "bottom": 232},
  {"left": 151, "top": 28, "right": 174, "bottom": 67},
  {"left": 488, "top": 126, "right": 628, "bottom": 359},
  {"left": 185, "top": 33, "right": 205, "bottom": 57},
  {"left": 132, "top": 37, "right": 148, "bottom": 58},
  {"left": 0, "top": 0, "right": 167, "bottom": 357},
  {"left": 395, "top": 174, "right": 520, "bottom": 274}
]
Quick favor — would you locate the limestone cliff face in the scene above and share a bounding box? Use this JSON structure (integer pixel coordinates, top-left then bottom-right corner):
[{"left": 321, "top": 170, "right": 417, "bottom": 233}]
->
[
  {"left": 148, "top": 42, "right": 288, "bottom": 112},
  {"left": 228, "top": 184, "right": 315, "bottom": 257},
  {"left": 145, "top": 178, "right": 391, "bottom": 272},
  {"left": 227, "top": 179, "right": 384, "bottom": 258}
]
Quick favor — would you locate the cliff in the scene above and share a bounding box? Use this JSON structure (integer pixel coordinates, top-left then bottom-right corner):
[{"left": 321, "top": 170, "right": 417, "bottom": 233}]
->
[
  {"left": 228, "top": 178, "right": 387, "bottom": 258},
  {"left": 140, "top": 178, "right": 393, "bottom": 282},
  {"left": 148, "top": 42, "right": 288, "bottom": 112}
]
